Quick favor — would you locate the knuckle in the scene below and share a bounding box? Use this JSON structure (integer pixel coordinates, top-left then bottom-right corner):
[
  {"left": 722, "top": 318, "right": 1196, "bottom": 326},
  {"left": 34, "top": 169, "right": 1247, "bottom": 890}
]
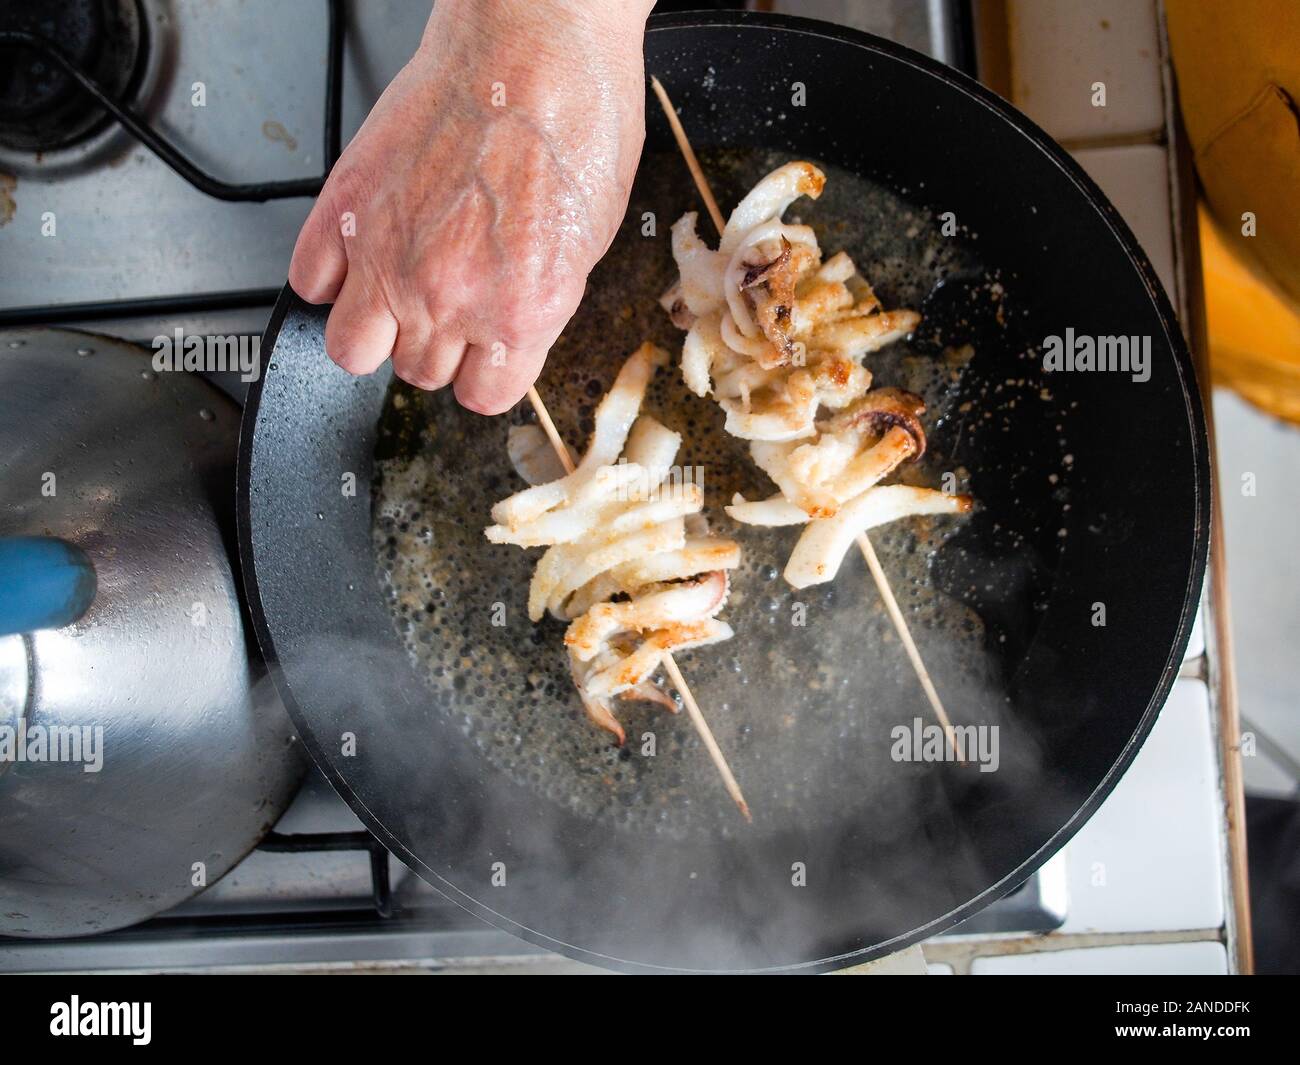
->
[
  {"left": 509, "top": 279, "right": 582, "bottom": 334},
  {"left": 489, "top": 324, "right": 530, "bottom": 352},
  {"left": 490, "top": 304, "right": 556, "bottom": 351},
  {"left": 288, "top": 243, "right": 335, "bottom": 305},
  {"left": 457, "top": 386, "right": 514, "bottom": 416},
  {"left": 495, "top": 293, "right": 544, "bottom": 335},
  {"left": 321, "top": 165, "right": 374, "bottom": 222},
  {"left": 417, "top": 281, "right": 467, "bottom": 329},
  {"left": 325, "top": 318, "right": 388, "bottom": 376},
  {"left": 290, "top": 271, "right": 326, "bottom": 305},
  {"left": 326, "top": 345, "right": 368, "bottom": 375},
  {"left": 393, "top": 358, "right": 450, "bottom": 392}
]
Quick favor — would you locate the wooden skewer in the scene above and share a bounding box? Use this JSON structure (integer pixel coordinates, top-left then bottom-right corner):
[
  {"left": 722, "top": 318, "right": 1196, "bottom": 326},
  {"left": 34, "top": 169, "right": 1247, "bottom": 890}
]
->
[
  {"left": 856, "top": 532, "right": 959, "bottom": 750},
  {"left": 660, "top": 656, "right": 751, "bottom": 822},
  {"left": 649, "top": 77, "right": 961, "bottom": 754},
  {"left": 526, "top": 384, "right": 577, "bottom": 470},
  {"left": 525, "top": 385, "right": 753, "bottom": 822},
  {"left": 650, "top": 77, "right": 727, "bottom": 235}
]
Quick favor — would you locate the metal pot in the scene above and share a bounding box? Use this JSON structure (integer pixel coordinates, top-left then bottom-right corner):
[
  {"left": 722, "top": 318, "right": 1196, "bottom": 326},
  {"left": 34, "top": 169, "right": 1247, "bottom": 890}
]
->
[{"left": 0, "top": 327, "right": 304, "bottom": 938}]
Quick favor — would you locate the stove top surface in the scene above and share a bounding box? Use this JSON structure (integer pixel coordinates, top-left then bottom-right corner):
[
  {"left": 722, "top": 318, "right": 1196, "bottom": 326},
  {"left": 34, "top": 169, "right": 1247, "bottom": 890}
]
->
[{"left": 0, "top": 0, "right": 1070, "bottom": 974}]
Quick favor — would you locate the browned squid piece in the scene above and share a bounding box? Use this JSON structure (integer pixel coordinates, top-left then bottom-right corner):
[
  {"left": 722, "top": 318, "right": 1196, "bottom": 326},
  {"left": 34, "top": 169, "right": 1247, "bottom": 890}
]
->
[{"left": 660, "top": 161, "right": 973, "bottom": 589}]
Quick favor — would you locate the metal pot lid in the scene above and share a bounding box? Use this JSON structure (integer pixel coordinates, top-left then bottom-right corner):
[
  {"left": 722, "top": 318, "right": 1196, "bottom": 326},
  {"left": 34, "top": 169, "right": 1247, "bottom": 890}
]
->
[{"left": 0, "top": 327, "right": 304, "bottom": 938}]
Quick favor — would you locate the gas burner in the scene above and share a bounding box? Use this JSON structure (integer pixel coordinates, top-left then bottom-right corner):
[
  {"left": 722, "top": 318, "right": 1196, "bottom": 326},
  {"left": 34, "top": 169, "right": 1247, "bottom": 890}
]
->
[{"left": 0, "top": 0, "right": 145, "bottom": 152}]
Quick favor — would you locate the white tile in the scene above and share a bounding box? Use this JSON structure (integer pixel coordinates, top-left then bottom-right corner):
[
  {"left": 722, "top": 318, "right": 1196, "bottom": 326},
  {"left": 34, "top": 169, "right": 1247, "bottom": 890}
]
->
[
  {"left": 971, "top": 941, "right": 1227, "bottom": 974},
  {"left": 926, "top": 962, "right": 955, "bottom": 975},
  {"left": 1038, "top": 851, "right": 1071, "bottom": 919},
  {"left": 1213, "top": 388, "right": 1300, "bottom": 769},
  {"left": 1007, "top": 0, "right": 1165, "bottom": 142},
  {"left": 1060, "top": 680, "right": 1224, "bottom": 933},
  {"left": 1072, "top": 145, "right": 1176, "bottom": 301}
]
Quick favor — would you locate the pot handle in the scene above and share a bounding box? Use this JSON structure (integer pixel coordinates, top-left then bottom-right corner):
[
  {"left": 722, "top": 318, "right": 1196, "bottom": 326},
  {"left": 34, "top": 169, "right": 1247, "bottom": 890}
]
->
[{"left": 0, "top": 537, "right": 97, "bottom": 638}]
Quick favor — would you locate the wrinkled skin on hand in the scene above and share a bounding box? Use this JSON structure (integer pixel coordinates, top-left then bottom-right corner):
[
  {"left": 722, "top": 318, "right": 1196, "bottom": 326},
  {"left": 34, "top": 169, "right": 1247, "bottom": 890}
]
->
[{"left": 289, "top": 0, "right": 652, "bottom": 413}]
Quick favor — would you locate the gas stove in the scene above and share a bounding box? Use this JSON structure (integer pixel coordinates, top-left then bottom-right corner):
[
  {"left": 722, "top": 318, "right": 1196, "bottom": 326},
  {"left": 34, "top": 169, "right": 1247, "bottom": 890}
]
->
[
  {"left": 0, "top": 763, "right": 1068, "bottom": 972},
  {"left": 0, "top": 0, "right": 1076, "bottom": 973}
]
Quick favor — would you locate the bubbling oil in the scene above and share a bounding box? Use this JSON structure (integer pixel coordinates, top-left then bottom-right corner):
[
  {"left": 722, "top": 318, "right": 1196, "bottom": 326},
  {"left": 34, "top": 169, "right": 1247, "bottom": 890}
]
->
[{"left": 372, "top": 151, "right": 1005, "bottom": 840}]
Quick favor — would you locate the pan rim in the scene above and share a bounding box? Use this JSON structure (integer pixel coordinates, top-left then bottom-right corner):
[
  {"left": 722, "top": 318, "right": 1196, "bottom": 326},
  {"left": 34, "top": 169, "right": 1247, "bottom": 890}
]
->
[{"left": 237, "top": 10, "right": 1210, "bottom": 973}]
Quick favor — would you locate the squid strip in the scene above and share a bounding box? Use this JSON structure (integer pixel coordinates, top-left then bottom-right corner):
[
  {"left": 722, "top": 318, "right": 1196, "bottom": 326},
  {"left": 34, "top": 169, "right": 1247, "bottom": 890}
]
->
[
  {"left": 487, "top": 344, "right": 741, "bottom": 745},
  {"left": 784, "top": 485, "right": 974, "bottom": 589}
]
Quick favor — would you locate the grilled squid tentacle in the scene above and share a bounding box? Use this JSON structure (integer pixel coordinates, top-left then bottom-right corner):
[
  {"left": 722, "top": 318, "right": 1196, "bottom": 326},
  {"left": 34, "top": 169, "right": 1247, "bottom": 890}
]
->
[
  {"left": 724, "top": 492, "right": 812, "bottom": 527},
  {"left": 583, "top": 619, "right": 735, "bottom": 701},
  {"left": 671, "top": 212, "right": 725, "bottom": 316},
  {"left": 718, "top": 160, "right": 826, "bottom": 259},
  {"left": 565, "top": 570, "right": 729, "bottom": 662},
  {"left": 821, "top": 386, "right": 928, "bottom": 461},
  {"left": 784, "top": 485, "right": 974, "bottom": 589},
  {"left": 681, "top": 312, "right": 729, "bottom": 398},
  {"left": 724, "top": 222, "right": 818, "bottom": 341},
  {"left": 662, "top": 160, "right": 973, "bottom": 588}
]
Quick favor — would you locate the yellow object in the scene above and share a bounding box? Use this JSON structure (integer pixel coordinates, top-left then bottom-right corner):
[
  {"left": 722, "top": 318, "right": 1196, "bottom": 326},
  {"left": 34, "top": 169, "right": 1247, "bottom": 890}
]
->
[
  {"left": 1200, "top": 207, "right": 1300, "bottom": 424},
  {"left": 1167, "top": 0, "right": 1300, "bottom": 423}
]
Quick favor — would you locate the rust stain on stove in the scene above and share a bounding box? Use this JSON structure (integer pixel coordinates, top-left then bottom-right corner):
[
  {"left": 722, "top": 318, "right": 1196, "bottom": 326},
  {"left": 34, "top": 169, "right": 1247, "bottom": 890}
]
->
[
  {"left": 262, "top": 120, "right": 298, "bottom": 152},
  {"left": 0, "top": 173, "right": 15, "bottom": 227}
]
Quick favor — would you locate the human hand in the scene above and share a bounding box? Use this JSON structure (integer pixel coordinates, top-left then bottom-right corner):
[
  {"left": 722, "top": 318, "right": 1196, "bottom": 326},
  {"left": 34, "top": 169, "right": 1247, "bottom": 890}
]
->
[{"left": 288, "top": 0, "right": 653, "bottom": 413}]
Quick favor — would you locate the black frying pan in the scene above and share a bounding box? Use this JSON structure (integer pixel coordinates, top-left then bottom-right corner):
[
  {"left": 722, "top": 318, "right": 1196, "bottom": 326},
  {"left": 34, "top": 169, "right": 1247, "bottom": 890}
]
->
[{"left": 238, "top": 12, "right": 1208, "bottom": 972}]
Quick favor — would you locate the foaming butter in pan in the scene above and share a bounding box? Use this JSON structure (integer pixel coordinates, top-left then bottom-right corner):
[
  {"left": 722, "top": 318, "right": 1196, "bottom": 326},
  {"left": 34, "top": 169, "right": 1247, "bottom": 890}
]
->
[{"left": 372, "top": 150, "right": 1035, "bottom": 840}]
